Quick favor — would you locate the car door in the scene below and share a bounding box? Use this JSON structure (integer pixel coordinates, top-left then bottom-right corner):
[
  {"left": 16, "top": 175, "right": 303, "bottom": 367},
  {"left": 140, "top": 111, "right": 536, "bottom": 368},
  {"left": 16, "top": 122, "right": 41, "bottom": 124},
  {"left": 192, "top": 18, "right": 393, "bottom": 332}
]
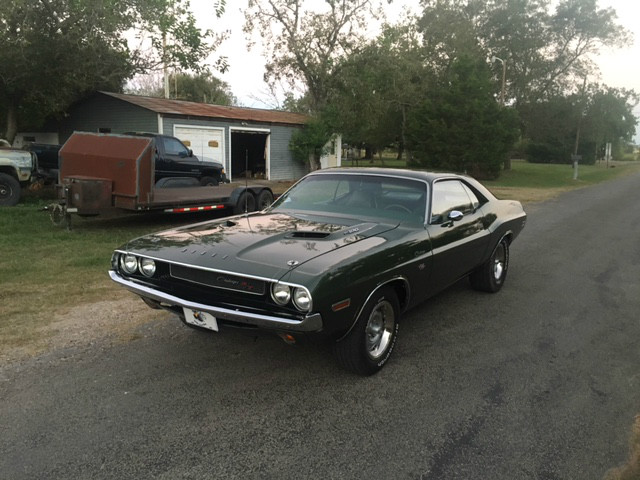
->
[
  {"left": 157, "top": 136, "right": 198, "bottom": 179},
  {"left": 425, "top": 179, "right": 491, "bottom": 291}
]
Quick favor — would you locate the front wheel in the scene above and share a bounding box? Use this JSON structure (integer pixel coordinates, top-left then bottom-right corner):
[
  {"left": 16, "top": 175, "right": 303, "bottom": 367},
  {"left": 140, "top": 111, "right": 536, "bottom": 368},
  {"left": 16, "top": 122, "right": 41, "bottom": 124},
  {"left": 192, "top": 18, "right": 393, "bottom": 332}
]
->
[
  {"left": 200, "top": 176, "right": 219, "bottom": 186},
  {"left": 469, "top": 238, "right": 509, "bottom": 293},
  {"left": 0, "top": 173, "right": 21, "bottom": 206},
  {"left": 335, "top": 286, "right": 400, "bottom": 375}
]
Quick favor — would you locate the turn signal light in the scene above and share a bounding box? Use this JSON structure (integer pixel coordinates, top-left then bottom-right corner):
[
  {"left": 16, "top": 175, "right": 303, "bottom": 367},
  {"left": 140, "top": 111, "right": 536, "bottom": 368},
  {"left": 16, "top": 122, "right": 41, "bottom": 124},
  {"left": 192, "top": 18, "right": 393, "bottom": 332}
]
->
[{"left": 279, "top": 334, "right": 296, "bottom": 345}]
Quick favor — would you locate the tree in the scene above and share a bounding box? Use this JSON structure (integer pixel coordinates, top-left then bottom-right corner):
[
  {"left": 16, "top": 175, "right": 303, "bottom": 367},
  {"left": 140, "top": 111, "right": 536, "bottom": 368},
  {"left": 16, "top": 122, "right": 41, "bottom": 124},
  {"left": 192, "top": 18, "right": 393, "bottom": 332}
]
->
[
  {"left": 582, "top": 86, "right": 638, "bottom": 160},
  {"left": 0, "top": 0, "right": 132, "bottom": 141},
  {"left": 519, "top": 95, "right": 582, "bottom": 163},
  {"left": 0, "top": 0, "right": 225, "bottom": 143},
  {"left": 417, "top": 0, "right": 631, "bottom": 105},
  {"left": 522, "top": 85, "right": 638, "bottom": 164},
  {"left": 130, "top": 0, "right": 229, "bottom": 76},
  {"left": 289, "top": 116, "right": 334, "bottom": 171},
  {"left": 127, "top": 71, "right": 236, "bottom": 105},
  {"left": 406, "top": 56, "right": 519, "bottom": 179},
  {"left": 325, "top": 22, "right": 428, "bottom": 160},
  {"left": 243, "top": 0, "right": 384, "bottom": 112}
]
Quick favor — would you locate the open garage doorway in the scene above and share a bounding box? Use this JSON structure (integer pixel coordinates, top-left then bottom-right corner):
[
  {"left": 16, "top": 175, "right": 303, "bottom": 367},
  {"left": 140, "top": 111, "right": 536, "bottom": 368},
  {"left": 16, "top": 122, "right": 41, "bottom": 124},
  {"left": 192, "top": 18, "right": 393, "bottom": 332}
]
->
[{"left": 230, "top": 130, "right": 270, "bottom": 180}]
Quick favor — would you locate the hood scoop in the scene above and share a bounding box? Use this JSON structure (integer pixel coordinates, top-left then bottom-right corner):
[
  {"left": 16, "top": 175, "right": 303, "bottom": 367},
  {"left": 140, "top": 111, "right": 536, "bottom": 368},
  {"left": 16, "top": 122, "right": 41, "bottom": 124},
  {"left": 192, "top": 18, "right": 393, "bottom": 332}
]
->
[{"left": 287, "top": 231, "right": 331, "bottom": 239}]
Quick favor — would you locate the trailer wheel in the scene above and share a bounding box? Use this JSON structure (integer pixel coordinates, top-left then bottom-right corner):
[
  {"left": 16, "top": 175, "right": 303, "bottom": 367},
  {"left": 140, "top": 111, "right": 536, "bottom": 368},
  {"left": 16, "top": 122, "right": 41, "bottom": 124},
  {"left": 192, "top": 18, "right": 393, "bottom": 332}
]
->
[
  {"left": 49, "top": 203, "right": 69, "bottom": 228},
  {"left": 256, "top": 189, "right": 274, "bottom": 210},
  {"left": 234, "top": 191, "right": 256, "bottom": 214},
  {"left": 0, "top": 173, "right": 21, "bottom": 206}
]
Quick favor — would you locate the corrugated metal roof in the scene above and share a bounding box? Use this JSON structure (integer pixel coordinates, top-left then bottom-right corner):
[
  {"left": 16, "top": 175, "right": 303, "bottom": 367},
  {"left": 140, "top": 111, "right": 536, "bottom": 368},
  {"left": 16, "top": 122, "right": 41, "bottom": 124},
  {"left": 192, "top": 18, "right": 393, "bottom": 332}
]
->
[{"left": 100, "top": 91, "right": 309, "bottom": 126}]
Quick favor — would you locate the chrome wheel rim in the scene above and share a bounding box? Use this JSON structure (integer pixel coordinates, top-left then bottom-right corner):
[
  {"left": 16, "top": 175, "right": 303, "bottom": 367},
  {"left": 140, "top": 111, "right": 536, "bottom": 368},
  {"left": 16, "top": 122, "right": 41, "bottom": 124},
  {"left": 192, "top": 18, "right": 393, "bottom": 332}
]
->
[
  {"left": 493, "top": 243, "right": 506, "bottom": 281},
  {"left": 0, "top": 185, "right": 10, "bottom": 199},
  {"left": 365, "top": 300, "right": 395, "bottom": 359}
]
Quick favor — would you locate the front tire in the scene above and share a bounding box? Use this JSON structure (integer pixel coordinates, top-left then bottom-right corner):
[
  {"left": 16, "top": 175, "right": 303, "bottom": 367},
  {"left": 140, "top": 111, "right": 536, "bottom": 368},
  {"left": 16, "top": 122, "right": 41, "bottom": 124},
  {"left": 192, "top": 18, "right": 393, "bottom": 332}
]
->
[
  {"left": 335, "top": 286, "right": 400, "bottom": 375},
  {"left": 0, "top": 173, "right": 21, "bottom": 206},
  {"left": 200, "top": 176, "right": 219, "bottom": 186},
  {"left": 469, "top": 238, "right": 509, "bottom": 293}
]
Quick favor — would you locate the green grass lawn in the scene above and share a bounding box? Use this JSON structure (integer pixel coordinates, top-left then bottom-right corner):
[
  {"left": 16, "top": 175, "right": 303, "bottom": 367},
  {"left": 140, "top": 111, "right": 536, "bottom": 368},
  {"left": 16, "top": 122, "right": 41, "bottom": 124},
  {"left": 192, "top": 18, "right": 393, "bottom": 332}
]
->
[
  {"left": 0, "top": 191, "right": 202, "bottom": 352},
  {"left": 485, "top": 159, "right": 640, "bottom": 188},
  {"left": 483, "top": 160, "right": 640, "bottom": 203}
]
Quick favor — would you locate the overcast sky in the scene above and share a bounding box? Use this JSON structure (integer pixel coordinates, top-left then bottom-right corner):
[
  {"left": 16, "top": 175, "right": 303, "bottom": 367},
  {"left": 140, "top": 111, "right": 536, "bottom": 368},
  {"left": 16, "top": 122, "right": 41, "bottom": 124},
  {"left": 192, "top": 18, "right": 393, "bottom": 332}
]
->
[{"left": 191, "top": 0, "right": 640, "bottom": 140}]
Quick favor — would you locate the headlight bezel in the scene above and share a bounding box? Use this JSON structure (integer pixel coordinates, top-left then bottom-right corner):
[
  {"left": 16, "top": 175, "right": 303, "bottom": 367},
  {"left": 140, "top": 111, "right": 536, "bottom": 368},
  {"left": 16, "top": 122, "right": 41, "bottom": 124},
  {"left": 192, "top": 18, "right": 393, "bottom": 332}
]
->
[
  {"left": 271, "top": 283, "right": 291, "bottom": 305},
  {"left": 138, "top": 257, "right": 156, "bottom": 277},
  {"left": 120, "top": 254, "right": 138, "bottom": 274},
  {"left": 271, "top": 282, "right": 313, "bottom": 312},
  {"left": 292, "top": 287, "right": 312, "bottom": 312}
]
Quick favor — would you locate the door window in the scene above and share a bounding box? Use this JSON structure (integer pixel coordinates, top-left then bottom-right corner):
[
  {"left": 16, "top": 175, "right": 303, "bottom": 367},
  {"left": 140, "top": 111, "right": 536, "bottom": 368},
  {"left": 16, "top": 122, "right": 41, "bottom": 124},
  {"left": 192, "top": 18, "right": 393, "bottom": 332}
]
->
[
  {"left": 162, "top": 137, "right": 189, "bottom": 157},
  {"left": 431, "top": 180, "right": 478, "bottom": 224}
]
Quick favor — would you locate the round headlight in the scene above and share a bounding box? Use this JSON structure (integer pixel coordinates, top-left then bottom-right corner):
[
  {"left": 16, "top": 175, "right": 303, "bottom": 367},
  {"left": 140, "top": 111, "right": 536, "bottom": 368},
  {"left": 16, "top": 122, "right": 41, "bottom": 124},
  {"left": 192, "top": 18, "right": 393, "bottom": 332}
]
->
[
  {"left": 120, "top": 254, "right": 138, "bottom": 274},
  {"left": 271, "top": 283, "right": 291, "bottom": 305},
  {"left": 139, "top": 257, "right": 156, "bottom": 277},
  {"left": 292, "top": 288, "right": 312, "bottom": 312}
]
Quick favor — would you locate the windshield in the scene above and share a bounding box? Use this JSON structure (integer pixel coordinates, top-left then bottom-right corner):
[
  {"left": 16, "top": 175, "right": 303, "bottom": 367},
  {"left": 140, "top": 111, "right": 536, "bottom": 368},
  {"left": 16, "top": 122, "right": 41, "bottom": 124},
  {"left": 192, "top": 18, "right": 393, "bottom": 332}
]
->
[{"left": 270, "top": 173, "right": 427, "bottom": 223}]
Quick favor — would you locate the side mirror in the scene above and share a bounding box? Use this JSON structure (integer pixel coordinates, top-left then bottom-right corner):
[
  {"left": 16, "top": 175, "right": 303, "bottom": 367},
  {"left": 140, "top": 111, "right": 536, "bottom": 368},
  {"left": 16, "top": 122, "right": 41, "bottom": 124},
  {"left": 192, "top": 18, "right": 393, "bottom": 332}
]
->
[
  {"left": 188, "top": 148, "right": 193, "bottom": 157},
  {"left": 448, "top": 210, "right": 464, "bottom": 222}
]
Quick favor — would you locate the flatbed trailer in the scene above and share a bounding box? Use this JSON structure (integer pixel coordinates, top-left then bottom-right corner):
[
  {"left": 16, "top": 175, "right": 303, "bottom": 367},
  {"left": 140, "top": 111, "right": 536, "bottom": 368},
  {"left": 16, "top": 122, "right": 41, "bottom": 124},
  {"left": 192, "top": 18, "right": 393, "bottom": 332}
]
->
[{"left": 49, "top": 132, "right": 274, "bottom": 226}]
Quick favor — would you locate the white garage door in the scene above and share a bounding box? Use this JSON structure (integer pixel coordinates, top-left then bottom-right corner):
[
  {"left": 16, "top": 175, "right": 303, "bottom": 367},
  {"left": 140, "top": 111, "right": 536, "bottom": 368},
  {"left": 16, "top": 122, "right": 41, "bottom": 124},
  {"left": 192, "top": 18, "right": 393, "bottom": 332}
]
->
[{"left": 174, "top": 126, "right": 225, "bottom": 165}]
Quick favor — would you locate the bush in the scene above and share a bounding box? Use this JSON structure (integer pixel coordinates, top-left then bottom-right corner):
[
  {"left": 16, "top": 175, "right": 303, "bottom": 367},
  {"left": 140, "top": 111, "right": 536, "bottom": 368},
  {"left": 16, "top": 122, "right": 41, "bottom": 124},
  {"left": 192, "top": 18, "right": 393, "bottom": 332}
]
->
[
  {"left": 525, "top": 142, "right": 564, "bottom": 164},
  {"left": 525, "top": 141, "right": 598, "bottom": 165}
]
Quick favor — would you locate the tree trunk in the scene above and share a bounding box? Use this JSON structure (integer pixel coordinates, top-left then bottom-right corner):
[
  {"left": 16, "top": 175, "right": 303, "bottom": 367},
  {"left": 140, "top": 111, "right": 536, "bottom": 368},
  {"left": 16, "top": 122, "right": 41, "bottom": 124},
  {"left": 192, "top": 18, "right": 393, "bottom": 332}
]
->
[
  {"left": 364, "top": 146, "right": 373, "bottom": 160},
  {"left": 309, "top": 153, "right": 321, "bottom": 171},
  {"left": 399, "top": 104, "right": 407, "bottom": 163},
  {"left": 4, "top": 101, "right": 18, "bottom": 144}
]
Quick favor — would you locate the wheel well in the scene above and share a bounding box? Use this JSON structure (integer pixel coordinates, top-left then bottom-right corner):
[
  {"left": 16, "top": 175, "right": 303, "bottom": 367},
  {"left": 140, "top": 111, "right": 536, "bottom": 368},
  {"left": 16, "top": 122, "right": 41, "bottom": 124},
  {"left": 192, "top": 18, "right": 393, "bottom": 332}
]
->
[
  {"left": 337, "top": 277, "right": 410, "bottom": 343},
  {"left": 0, "top": 167, "right": 18, "bottom": 180},
  {"left": 386, "top": 279, "right": 410, "bottom": 312}
]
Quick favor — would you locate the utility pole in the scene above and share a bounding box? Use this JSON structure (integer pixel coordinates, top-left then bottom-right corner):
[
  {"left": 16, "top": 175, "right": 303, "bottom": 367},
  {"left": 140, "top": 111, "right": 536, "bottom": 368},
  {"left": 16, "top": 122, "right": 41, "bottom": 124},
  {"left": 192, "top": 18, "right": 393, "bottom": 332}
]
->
[
  {"left": 163, "top": 33, "right": 170, "bottom": 99},
  {"left": 572, "top": 77, "right": 588, "bottom": 180}
]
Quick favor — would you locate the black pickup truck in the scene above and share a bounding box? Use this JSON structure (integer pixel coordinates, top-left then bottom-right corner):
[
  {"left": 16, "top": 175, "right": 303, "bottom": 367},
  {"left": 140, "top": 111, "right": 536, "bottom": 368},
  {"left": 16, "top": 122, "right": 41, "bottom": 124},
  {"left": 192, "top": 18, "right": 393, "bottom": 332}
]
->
[
  {"left": 27, "top": 133, "right": 228, "bottom": 187},
  {"left": 124, "top": 132, "right": 228, "bottom": 186}
]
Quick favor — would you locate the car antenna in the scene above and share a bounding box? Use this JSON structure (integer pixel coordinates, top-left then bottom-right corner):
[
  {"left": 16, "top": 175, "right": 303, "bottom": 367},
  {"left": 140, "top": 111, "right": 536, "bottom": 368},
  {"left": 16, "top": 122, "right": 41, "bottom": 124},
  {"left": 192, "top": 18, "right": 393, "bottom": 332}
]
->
[{"left": 244, "top": 148, "right": 253, "bottom": 231}]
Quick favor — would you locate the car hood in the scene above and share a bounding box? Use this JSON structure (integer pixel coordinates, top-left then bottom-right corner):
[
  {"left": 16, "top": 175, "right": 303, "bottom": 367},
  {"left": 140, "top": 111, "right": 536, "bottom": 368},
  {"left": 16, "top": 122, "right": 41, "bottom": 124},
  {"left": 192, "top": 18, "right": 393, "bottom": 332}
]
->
[
  {"left": 123, "top": 212, "right": 399, "bottom": 280},
  {"left": 181, "top": 159, "right": 223, "bottom": 168}
]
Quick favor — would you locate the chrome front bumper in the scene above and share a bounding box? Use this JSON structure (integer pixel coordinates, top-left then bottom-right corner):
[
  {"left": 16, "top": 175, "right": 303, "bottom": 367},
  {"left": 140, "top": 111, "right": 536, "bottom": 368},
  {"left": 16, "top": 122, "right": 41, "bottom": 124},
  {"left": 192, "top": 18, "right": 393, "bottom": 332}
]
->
[{"left": 109, "top": 270, "right": 323, "bottom": 332}]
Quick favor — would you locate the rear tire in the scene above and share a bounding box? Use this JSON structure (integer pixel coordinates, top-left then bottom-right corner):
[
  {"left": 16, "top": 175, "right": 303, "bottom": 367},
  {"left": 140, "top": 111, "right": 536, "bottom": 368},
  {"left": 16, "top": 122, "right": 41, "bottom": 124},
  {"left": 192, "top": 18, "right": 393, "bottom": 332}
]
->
[
  {"left": 0, "top": 173, "right": 20, "bottom": 206},
  {"left": 335, "top": 286, "right": 399, "bottom": 375},
  {"left": 256, "top": 189, "right": 274, "bottom": 210},
  {"left": 233, "top": 191, "right": 256, "bottom": 214},
  {"left": 469, "top": 238, "right": 509, "bottom": 293}
]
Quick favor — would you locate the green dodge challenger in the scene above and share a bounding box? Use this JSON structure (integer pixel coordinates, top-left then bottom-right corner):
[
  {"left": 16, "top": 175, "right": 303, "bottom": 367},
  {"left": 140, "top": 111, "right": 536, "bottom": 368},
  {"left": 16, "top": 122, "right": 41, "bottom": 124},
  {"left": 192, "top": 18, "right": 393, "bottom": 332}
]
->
[{"left": 110, "top": 168, "right": 526, "bottom": 375}]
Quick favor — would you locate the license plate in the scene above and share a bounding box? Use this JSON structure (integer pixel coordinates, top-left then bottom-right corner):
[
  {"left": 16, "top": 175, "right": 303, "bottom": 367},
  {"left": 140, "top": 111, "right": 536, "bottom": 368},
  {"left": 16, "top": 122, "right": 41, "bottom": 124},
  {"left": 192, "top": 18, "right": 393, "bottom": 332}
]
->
[{"left": 183, "top": 308, "right": 219, "bottom": 332}]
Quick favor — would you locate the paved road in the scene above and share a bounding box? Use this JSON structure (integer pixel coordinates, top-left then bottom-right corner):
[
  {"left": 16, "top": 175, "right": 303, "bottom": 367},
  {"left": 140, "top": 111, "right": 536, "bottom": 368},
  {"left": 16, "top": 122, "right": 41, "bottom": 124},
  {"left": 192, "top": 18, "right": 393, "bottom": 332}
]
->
[{"left": 2, "top": 173, "right": 639, "bottom": 480}]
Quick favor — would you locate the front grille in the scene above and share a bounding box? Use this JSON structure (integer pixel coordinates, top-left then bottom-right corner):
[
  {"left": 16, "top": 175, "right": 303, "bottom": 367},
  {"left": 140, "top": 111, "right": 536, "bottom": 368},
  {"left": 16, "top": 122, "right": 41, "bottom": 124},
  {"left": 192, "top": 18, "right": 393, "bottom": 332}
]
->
[{"left": 170, "top": 264, "right": 266, "bottom": 295}]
